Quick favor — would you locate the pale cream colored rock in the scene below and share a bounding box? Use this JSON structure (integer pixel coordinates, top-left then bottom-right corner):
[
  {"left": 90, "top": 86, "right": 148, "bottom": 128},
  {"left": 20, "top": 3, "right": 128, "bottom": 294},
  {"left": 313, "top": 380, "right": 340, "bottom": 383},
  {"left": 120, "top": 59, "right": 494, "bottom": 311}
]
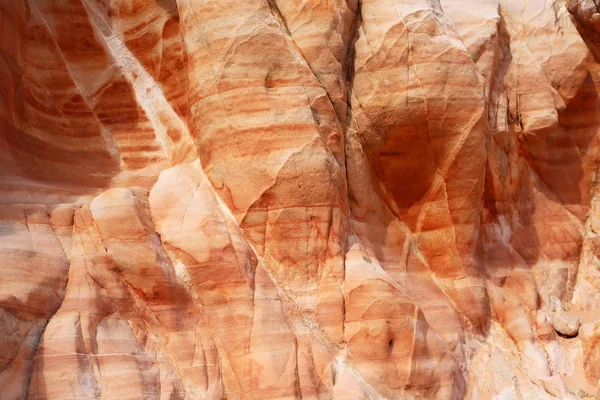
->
[{"left": 553, "top": 312, "right": 582, "bottom": 337}]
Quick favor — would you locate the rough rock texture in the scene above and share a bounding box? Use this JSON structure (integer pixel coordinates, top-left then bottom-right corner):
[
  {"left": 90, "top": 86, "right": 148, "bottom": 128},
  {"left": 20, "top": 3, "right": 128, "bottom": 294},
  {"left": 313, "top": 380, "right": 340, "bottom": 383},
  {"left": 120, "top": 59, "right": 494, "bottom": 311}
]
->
[
  {"left": 553, "top": 312, "right": 581, "bottom": 337},
  {"left": 1, "top": 0, "right": 600, "bottom": 399}
]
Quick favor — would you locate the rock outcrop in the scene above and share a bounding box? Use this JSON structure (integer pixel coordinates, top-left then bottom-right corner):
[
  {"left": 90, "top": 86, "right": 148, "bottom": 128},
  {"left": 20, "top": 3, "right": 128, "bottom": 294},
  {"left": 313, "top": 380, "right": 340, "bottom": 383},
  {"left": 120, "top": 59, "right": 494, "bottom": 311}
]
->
[{"left": 1, "top": 0, "right": 600, "bottom": 399}]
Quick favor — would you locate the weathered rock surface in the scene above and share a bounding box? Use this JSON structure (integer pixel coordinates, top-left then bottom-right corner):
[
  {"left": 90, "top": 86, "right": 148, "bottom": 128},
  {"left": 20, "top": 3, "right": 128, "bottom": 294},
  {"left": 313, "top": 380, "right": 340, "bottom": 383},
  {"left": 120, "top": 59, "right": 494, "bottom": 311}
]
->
[
  {"left": 553, "top": 312, "right": 581, "bottom": 337},
  {"left": 1, "top": 0, "right": 600, "bottom": 398}
]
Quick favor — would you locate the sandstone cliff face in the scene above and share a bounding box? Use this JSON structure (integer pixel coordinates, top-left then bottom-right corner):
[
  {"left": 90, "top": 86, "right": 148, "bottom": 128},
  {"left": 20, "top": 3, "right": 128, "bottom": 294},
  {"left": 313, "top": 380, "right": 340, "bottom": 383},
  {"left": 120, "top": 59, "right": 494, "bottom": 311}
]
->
[{"left": 1, "top": 0, "right": 600, "bottom": 399}]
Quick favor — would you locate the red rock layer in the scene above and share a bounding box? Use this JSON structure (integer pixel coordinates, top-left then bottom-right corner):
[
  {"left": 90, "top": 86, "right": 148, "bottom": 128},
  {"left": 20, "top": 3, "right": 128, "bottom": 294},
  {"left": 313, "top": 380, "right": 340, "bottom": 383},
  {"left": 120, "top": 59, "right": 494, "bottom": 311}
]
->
[{"left": 1, "top": 0, "right": 600, "bottom": 399}]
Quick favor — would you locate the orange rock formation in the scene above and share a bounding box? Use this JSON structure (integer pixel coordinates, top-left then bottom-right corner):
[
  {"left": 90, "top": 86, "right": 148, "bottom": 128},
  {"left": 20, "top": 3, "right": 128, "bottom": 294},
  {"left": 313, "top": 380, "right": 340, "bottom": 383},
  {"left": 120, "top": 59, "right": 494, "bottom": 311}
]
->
[{"left": 1, "top": 0, "right": 600, "bottom": 399}]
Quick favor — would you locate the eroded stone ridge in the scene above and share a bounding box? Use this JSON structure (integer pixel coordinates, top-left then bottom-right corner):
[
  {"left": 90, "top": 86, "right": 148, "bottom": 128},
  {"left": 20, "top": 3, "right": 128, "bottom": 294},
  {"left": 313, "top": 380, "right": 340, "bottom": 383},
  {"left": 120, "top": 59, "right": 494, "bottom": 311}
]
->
[{"left": 1, "top": 0, "right": 600, "bottom": 399}]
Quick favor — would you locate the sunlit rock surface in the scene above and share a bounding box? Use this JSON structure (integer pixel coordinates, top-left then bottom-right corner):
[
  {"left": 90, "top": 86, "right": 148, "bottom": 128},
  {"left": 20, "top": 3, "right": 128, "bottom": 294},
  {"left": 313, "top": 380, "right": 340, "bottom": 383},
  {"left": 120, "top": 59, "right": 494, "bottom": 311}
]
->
[{"left": 1, "top": 0, "right": 600, "bottom": 398}]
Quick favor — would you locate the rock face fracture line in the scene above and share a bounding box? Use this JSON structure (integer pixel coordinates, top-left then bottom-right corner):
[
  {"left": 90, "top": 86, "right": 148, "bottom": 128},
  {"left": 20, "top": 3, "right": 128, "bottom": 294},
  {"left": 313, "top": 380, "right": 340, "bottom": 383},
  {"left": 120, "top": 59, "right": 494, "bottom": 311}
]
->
[{"left": 82, "top": 0, "right": 194, "bottom": 164}]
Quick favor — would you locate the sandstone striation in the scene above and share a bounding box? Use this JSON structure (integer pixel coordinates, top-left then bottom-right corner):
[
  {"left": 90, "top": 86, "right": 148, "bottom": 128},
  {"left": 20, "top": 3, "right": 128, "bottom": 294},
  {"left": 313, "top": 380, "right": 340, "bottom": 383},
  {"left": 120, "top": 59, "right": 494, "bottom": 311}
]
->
[{"left": 1, "top": 0, "right": 600, "bottom": 399}]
